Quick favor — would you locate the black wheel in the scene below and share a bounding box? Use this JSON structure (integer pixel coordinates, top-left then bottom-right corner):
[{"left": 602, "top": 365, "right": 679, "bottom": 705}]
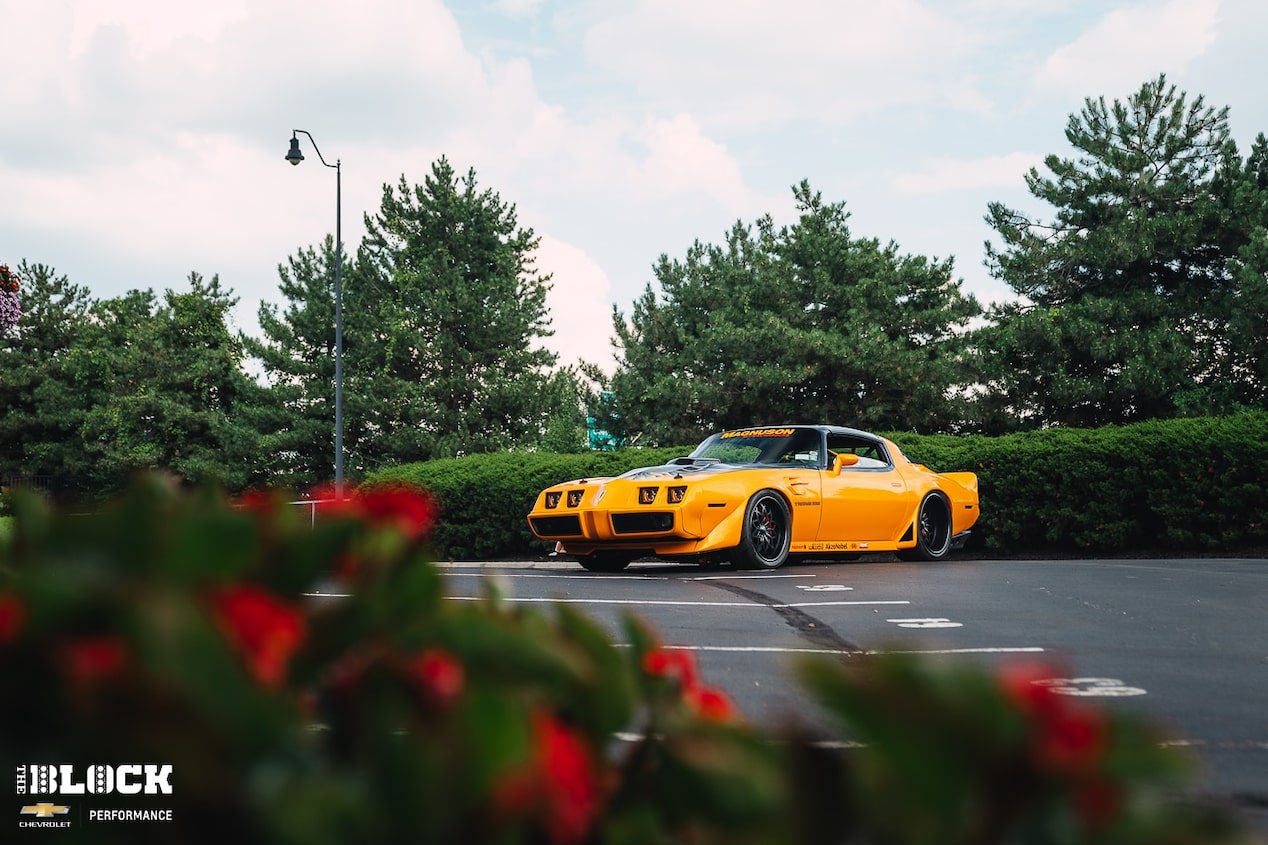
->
[
  {"left": 734, "top": 490, "right": 791, "bottom": 570},
  {"left": 898, "top": 493, "right": 953, "bottom": 561},
  {"left": 576, "top": 552, "right": 635, "bottom": 573}
]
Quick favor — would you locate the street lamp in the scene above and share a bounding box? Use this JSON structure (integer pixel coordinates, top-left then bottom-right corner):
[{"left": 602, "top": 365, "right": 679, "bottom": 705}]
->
[{"left": 285, "top": 129, "right": 344, "bottom": 496}]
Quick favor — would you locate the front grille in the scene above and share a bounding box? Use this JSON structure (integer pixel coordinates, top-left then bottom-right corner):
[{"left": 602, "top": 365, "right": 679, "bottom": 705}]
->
[
  {"left": 611, "top": 512, "right": 674, "bottom": 534},
  {"left": 531, "top": 515, "right": 583, "bottom": 536}
]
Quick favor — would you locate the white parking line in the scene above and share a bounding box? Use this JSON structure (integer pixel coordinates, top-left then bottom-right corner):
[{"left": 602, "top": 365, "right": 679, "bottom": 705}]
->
[
  {"left": 686, "top": 574, "right": 817, "bottom": 581},
  {"left": 445, "top": 572, "right": 671, "bottom": 581},
  {"left": 646, "top": 644, "right": 1046, "bottom": 657},
  {"left": 443, "top": 596, "right": 911, "bottom": 609},
  {"left": 442, "top": 572, "right": 818, "bottom": 582},
  {"left": 611, "top": 731, "right": 866, "bottom": 749}
]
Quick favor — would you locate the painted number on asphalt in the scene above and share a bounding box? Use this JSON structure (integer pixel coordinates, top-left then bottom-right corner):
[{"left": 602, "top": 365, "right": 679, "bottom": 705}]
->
[
  {"left": 1033, "top": 678, "right": 1147, "bottom": 697},
  {"left": 796, "top": 585, "right": 854, "bottom": 592},
  {"left": 886, "top": 617, "right": 964, "bottom": 629}
]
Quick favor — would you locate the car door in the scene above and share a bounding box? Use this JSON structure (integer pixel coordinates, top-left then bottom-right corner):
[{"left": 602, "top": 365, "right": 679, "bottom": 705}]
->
[
  {"left": 768, "top": 432, "right": 823, "bottom": 544},
  {"left": 818, "top": 436, "right": 910, "bottom": 543}
]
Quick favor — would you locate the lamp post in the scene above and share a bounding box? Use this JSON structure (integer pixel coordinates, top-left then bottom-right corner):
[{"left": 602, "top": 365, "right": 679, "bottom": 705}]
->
[{"left": 285, "top": 130, "right": 344, "bottom": 496}]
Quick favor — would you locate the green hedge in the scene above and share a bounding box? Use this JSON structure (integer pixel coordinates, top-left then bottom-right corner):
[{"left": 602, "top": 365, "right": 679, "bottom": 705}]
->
[
  {"left": 892, "top": 411, "right": 1268, "bottom": 553},
  {"left": 366, "top": 413, "right": 1268, "bottom": 559}
]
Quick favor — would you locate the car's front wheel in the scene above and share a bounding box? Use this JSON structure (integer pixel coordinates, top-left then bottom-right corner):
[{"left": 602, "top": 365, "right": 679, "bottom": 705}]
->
[
  {"left": 897, "top": 493, "right": 953, "bottom": 561},
  {"left": 734, "top": 490, "right": 791, "bottom": 570},
  {"left": 576, "top": 551, "right": 635, "bottom": 573}
]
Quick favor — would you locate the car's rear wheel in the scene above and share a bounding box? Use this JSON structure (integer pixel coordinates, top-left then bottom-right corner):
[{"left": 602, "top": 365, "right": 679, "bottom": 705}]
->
[
  {"left": 897, "top": 493, "right": 953, "bottom": 561},
  {"left": 576, "top": 551, "right": 636, "bottom": 572},
  {"left": 734, "top": 489, "right": 791, "bottom": 570}
]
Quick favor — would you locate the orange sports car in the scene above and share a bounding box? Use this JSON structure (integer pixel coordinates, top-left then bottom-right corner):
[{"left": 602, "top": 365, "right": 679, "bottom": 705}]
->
[{"left": 527, "top": 425, "right": 979, "bottom": 571}]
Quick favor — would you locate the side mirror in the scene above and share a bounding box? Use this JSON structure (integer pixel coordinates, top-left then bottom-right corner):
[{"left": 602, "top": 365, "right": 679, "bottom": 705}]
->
[{"left": 829, "top": 452, "right": 860, "bottom": 475}]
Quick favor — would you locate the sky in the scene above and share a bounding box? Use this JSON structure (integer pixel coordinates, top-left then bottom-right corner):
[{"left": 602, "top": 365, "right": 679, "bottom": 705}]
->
[{"left": 2, "top": 0, "right": 1265, "bottom": 373}]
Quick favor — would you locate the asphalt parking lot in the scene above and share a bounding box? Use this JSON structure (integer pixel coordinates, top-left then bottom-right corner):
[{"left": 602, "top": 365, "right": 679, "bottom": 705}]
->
[{"left": 437, "top": 555, "right": 1268, "bottom": 836}]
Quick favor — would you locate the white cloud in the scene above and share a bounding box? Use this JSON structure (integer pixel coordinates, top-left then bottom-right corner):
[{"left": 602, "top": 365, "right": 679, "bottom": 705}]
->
[
  {"left": 63, "top": 1, "right": 250, "bottom": 57},
  {"left": 534, "top": 236, "right": 618, "bottom": 372},
  {"left": 892, "top": 152, "right": 1044, "bottom": 196},
  {"left": 1037, "top": 0, "right": 1221, "bottom": 98},
  {"left": 492, "top": 0, "right": 544, "bottom": 19},
  {"left": 582, "top": 0, "right": 986, "bottom": 131},
  {"left": 635, "top": 114, "right": 754, "bottom": 214}
]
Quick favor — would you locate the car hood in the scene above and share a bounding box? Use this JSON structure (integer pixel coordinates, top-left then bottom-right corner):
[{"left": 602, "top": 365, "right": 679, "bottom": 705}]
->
[
  {"left": 547, "top": 460, "right": 774, "bottom": 490},
  {"left": 615, "top": 460, "right": 753, "bottom": 481}
]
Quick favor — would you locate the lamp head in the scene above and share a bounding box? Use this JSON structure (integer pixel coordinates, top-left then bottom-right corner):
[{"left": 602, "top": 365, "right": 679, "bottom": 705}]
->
[{"left": 285, "top": 136, "right": 304, "bottom": 166}]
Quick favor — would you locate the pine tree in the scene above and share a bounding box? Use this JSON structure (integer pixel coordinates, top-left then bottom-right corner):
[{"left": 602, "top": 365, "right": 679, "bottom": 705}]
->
[
  {"left": 606, "top": 182, "right": 980, "bottom": 444},
  {"left": 0, "top": 262, "right": 95, "bottom": 496},
  {"left": 75, "top": 274, "right": 265, "bottom": 492},
  {"left": 353, "top": 157, "right": 558, "bottom": 465},
  {"left": 977, "top": 74, "right": 1265, "bottom": 428},
  {"left": 242, "top": 238, "right": 346, "bottom": 488}
]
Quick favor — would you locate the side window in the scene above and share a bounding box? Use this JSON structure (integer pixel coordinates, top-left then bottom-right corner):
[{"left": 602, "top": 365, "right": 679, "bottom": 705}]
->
[
  {"left": 775, "top": 429, "right": 823, "bottom": 466},
  {"left": 827, "top": 436, "right": 891, "bottom": 469}
]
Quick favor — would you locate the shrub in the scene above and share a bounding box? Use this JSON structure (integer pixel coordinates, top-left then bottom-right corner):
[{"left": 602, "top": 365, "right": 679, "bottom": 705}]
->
[{"left": 892, "top": 411, "right": 1268, "bottom": 554}]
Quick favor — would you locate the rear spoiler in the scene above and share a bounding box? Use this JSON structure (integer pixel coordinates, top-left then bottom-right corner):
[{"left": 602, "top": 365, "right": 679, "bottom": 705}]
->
[{"left": 941, "top": 471, "right": 978, "bottom": 496}]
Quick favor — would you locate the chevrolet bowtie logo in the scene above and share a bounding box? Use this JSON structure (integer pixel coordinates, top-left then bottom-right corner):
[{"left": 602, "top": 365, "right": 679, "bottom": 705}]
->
[{"left": 21, "top": 803, "right": 70, "bottom": 818}]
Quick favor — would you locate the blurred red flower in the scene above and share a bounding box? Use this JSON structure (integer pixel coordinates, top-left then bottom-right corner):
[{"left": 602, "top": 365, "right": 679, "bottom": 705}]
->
[
  {"left": 356, "top": 486, "right": 438, "bottom": 541},
  {"left": 0, "top": 593, "right": 23, "bottom": 644},
  {"left": 1033, "top": 703, "right": 1108, "bottom": 775},
  {"left": 686, "top": 685, "right": 740, "bottom": 723},
  {"left": 236, "top": 489, "right": 282, "bottom": 515},
  {"left": 405, "top": 648, "right": 465, "bottom": 709},
  {"left": 999, "top": 662, "right": 1109, "bottom": 775},
  {"left": 495, "top": 711, "right": 603, "bottom": 844},
  {"left": 310, "top": 484, "right": 438, "bottom": 541},
  {"left": 643, "top": 645, "right": 700, "bottom": 690},
  {"left": 209, "top": 585, "right": 306, "bottom": 688},
  {"left": 59, "top": 636, "right": 129, "bottom": 684},
  {"left": 644, "top": 645, "right": 739, "bottom": 721},
  {"left": 1075, "top": 776, "right": 1124, "bottom": 829},
  {"left": 999, "top": 660, "right": 1064, "bottom": 717},
  {"left": 536, "top": 713, "right": 602, "bottom": 843}
]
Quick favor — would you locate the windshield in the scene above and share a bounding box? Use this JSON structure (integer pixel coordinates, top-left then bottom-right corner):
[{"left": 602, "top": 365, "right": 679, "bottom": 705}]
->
[{"left": 689, "top": 427, "right": 824, "bottom": 467}]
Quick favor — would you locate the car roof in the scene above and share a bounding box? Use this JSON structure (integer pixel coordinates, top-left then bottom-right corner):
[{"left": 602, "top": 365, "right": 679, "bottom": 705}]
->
[{"left": 721, "top": 424, "right": 883, "bottom": 442}]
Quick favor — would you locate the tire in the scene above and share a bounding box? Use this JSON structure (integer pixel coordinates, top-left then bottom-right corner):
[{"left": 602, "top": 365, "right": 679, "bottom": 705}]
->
[
  {"left": 734, "top": 489, "right": 791, "bottom": 570},
  {"left": 576, "top": 552, "right": 635, "bottom": 573},
  {"left": 897, "top": 493, "right": 953, "bottom": 561}
]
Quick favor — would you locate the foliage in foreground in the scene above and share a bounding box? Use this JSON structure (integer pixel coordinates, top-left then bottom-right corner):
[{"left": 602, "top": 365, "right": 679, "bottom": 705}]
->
[{"left": 0, "top": 478, "right": 1252, "bottom": 844}]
